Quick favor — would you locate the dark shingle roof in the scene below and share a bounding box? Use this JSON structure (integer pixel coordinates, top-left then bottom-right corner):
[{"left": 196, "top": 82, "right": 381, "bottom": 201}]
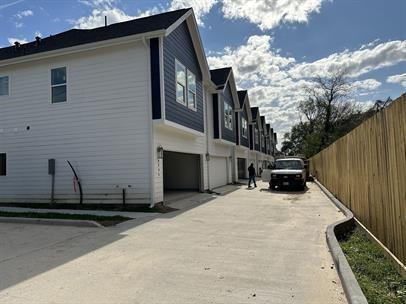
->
[
  {"left": 251, "top": 107, "right": 259, "bottom": 121},
  {"left": 260, "top": 116, "right": 265, "bottom": 127},
  {"left": 0, "top": 8, "right": 190, "bottom": 62},
  {"left": 210, "top": 67, "right": 231, "bottom": 88},
  {"left": 237, "top": 90, "right": 247, "bottom": 108},
  {"left": 266, "top": 124, "right": 271, "bottom": 133}
]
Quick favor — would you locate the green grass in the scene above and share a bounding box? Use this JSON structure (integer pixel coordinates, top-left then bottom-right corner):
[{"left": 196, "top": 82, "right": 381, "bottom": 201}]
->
[
  {"left": 0, "top": 211, "right": 131, "bottom": 227},
  {"left": 339, "top": 227, "right": 406, "bottom": 304}
]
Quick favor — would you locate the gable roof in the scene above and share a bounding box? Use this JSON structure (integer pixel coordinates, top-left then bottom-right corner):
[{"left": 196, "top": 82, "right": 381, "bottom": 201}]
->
[
  {"left": 0, "top": 9, "right": 190, "bottom": 62},
  {"left": 210, "top": 67, "right": 232, "bottom": 89},
  {"left": 237, "top": 90, "right": 247, "bottom": 108},
  {"left": 251, "top": 107, "right": 259, "bottom": 121}
]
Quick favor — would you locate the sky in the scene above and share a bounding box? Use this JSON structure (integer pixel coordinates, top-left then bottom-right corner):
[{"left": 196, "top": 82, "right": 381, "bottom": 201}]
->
[{"left": 1, "top": 0, "right": 405, "bottom": 138}]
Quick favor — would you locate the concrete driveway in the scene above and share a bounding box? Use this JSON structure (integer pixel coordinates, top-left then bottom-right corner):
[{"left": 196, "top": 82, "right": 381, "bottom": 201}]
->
[{"left": 0, "top": 181, "right": 346, "bottom": 304}]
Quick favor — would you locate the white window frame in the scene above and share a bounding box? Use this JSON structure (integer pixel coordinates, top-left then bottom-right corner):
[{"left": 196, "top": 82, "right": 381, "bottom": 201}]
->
[
  {"left": 241, "top": 117, "right": 248, "bottom": 138},
  {"left": 0, "top": 75, "right": 10, "bottom": 97},
  {"left": 175, "top": 59, "right": 187, "bottom": 105},
  {"left": 175, "top": 59, "right": 198, "bottom": 111},
  {"left": 187, "top": 70, "right": 197, "bottom": 111},
  {"left": 255, "top": 128, "right": 259, "bottom": 144},
  {"left": 50, "top": 66, "right": 67, "bottom": 104},
  {"left": 0, "top": 152, "right": 7, "bottom": 176},
  {"left": 224, "top": 101, "right": 233, "bottom": 130}
]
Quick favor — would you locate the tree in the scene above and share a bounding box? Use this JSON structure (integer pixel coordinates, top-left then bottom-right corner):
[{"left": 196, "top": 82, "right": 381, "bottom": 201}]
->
[{"left": 282, "top": 70, "right": 375, "bottom": 158}]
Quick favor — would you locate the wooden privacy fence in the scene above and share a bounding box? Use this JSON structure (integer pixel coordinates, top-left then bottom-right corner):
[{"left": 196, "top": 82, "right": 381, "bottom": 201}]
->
[{"left": 310, "top": 94, "right": 406, "bottom": 264}]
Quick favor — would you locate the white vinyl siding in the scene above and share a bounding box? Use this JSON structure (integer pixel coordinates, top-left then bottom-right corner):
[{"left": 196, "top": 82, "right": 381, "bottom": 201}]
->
[
  {"left": 0, "top": 76, "right": 9, "bottom": 96},
  {"left": 0, "top": 42, "right": 151, "bottom": 204}
]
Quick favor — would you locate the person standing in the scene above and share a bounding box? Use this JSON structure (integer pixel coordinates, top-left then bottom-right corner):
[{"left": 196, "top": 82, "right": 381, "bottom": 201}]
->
[{"left": 248, "top": 163, "right": 257, "bottom": 188}]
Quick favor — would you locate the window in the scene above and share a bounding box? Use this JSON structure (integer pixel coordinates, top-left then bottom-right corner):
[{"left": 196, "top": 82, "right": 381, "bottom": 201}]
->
[
  {"left": 0, "top": 76, "right": 9, "bottom": 96},
  {"left": 187, "top": 70, "right": 196, "bottom": 109},
  {"left": 255, "top": 128, "right": 259, "bottom": 144},
  {"left": 242, "top": 117, "right": 248, "bottom": 138},
  {"left": 176, "top": 60, "right": 198, "bottom": 110},
  {"left": 51, "top": 67, "right": 67, "bottom": 103},
  {"left": 176, "top": 61, "right": 186, "bottom": 105},
  {"left": 261, "top": 134, "right": 264, "bottom": 146},
  {"left": 224, "top": 101, "right": 233, "bottom": 130},
  {"left": 0, "top": 153, "right": 6, "bottom": 176}
]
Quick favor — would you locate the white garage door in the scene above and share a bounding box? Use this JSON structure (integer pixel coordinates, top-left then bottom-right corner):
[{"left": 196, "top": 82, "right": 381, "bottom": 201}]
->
[{"left": 210, "top": 156, "right": 228, "bottom": 189}]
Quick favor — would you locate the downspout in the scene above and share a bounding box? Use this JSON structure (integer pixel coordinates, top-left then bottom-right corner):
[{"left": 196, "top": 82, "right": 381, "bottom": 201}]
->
[
  {"left": 204, "top": 85, "right": 211, "bottom": 190},
  {"left": 143, "top": 36, "right": 156, "bottom": 208}
]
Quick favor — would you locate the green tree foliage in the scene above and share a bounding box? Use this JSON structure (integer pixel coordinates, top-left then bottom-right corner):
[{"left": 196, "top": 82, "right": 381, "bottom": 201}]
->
[{"left": 282, "top": 71, "right": 380, "bottom": 158}]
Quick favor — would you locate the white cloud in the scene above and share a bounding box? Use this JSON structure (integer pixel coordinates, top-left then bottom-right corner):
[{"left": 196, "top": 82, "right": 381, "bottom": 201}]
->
[
  {"left": 290, "top": 40, "right": 406, "bottom": 78},
  {"left": 221, "top": 0, "right": 326, "bottom": 30},
  {"left": 170, "top": 0, "right": 218, "bottom": 25},
  {"left": 8, "top": 37, "right": 28, "bottom": 45},
  {"left": 35, "top": 31, "right": 42, "bottom": 38},
  {"left": 73, "top": 0, "right": 164, "bottom": 29},
  {"left": 352, "top": 79, "right": 382, "bottom": 91},
  {"left": 74, "top": 7, "right": 135, "bottom": 28},
  {"left": 15, "top": 9, "right": 33, "bottom": 19},
  {"left": 208, "top": 36, "right": 402, "bottom": 137},
  {"left": 387, "top": 73, "right": 406, "bottom": 87}
]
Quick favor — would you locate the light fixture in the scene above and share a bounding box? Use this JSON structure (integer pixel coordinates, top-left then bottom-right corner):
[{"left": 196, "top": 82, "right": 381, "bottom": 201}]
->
[{"left": 157, "top": 145, "right": 164, "bottom": 159}]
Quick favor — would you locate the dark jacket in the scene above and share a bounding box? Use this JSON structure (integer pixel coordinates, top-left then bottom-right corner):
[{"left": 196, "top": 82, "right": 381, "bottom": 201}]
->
[{"left": 248, "top": 165, "right": 256, "bottom": 177}]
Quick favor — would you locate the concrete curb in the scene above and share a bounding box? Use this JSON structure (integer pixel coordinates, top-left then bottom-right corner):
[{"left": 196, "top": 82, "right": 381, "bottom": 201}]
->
[
  {"left": 0, "top": 216, "right": 103, "bottom": 228},
  {"left": 314, "top": 180, "right": 368, "bottom": 304}
]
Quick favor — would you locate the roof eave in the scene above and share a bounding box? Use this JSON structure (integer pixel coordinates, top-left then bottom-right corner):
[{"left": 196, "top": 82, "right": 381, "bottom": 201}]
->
[{"left": 0, "top": 29, "right": 166, "bottom": 68}]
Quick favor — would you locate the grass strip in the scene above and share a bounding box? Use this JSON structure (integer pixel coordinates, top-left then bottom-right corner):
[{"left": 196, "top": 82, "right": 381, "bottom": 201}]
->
[
  {"left": 0, "top": 211, "right": 131, "bottom": 227},
  {"left": 339, "top": 227, "right": 406, "bottom": 304}
]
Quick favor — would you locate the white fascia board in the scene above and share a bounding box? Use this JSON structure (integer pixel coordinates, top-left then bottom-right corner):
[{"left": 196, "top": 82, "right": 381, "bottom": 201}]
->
[
  {"left": 245, "top": 97, "right": 253, "bottom": 122},
  {"left": 154, "top": 119, "right": 205, "bottom": 138},
  {"left": 0, "top": 30, "right": 166, "bottom": 68},
  {"left": 221, "top": 70, "right": 240, "bottom": 110},
  {"left": 166, "top": 10, "right": 211, "bottom": 85}
]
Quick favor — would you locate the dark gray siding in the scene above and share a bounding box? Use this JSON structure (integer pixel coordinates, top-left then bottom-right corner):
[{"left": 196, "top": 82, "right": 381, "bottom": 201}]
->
[
  {"left": 220, "top": 83, "right": 236, "bottom": 143},
  {"left": 163, "top": 21, "right": 204, "bottom": 132},
  {"left": 235, "top": 112, "right": 240, "bottom": 145},
  {"left": 240, "top": 109, "right": 249, "bottom": 148},
  {"left": 150, "top": 38, "right": 161, "bottom": 119},
  {"left": 249, "top": 125, "right": 254, "bottom": 150},
  {"left": 213, "top": 94, "right": 219, "bottom": 139}
]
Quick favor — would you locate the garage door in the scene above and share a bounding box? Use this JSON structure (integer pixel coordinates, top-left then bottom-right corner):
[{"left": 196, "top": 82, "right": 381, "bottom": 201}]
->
[
  {"left": 210, "top": 156, "right": 228, "bottom": 189},
  {"left": 237, "top": 158, "right": 246, "bottom": 179},
  {"left": 164, "top": 151, "right": 200, "bottom": 190}
]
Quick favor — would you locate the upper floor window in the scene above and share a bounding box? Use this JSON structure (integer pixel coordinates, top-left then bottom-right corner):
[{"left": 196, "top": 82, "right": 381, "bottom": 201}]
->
[
  {"left": 0, "top": 76, "right": 9, "bottom": 96},
  {"left": 0, "top": 153, "right": 6, "bottom": 176},
  {"left": 255, "top": 128, "right": 259, "bottom": 144},
  {"left": 242, "top": 117, "right": 248, "bottom": 138},
  {"left": 51, "top": 67, "right": 67, "bottom": 103},
  {"left": 187, "top": 70, "right": 196, "bottom": 109},
  {"left": 176, "top": 60, "right": 197, "bottom": 110},
  {"left": 224, "top": 101, "right": 233, "bottom": 130},
  {"left": 261, "top": 134, "right": 264, "bottom": 145}
]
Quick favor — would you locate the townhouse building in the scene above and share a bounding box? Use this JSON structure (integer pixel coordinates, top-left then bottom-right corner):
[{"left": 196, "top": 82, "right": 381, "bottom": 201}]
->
[{"left": 0, "top": 8, "right": 275, "bottom": 206}]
